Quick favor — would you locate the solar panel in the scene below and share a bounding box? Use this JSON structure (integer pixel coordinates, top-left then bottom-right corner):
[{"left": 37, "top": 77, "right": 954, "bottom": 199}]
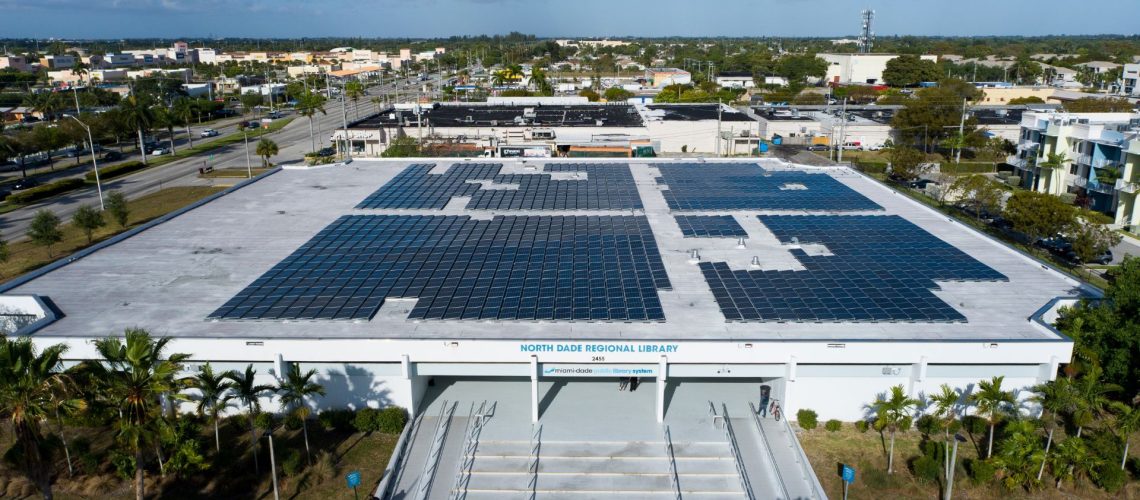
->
[
  {"left": 674, "top": 215, "right": 747, "bottom": 238},
  {"left": 700, "top": 215, "right": 1007, "bottom": 323},
  {"left": 209, "top": 215, "right": 672, "bottom": 322},
  {"left": 654, "top": 162, "right": 882, "bottom": 211},
  {"left": 356, "top": 163, "right": 643, "bottom": 210}
]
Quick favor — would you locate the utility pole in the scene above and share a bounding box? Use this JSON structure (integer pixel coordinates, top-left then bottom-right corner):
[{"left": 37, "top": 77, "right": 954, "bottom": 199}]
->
[
  {"left": 837, "top": 98, "right": 848, "bottom": 163},
  {"left": 716, "top": 99, "right": 723, "bottom": 157},
  {"left": 341, "top": 78, "right": 351, "bottom": 162},
  {"left": 956, "top": 97, "right": 967, "bottom": 164}
]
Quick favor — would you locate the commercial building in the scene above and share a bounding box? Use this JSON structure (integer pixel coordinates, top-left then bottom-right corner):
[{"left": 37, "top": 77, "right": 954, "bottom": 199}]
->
[
  {"left": 977, "top": 86, "right": 1057, "bottom": 105},
  {"left": 1124, "top": 64, "right": 1140, "bottom": 97},
  {"left": 971, "top": 108, "right": 1025, "bottom": 143},
  {"left": 641, "top": 103, "right": 758, "bottom": 154},
  {"left": 39, "top": 54, "right": 76, "bottom": 70},
  {"left": 715, "top": 72, "right": 755, "bottom": 89},
  {"left": 645, "top": 68, "right": 692, "bottom": 88},
  {"left": 754, "top": 108, "right": 823, "bottom": 143},
  {"left": 819, "top": 53, "right": 939, "bottom": 85},
  {"left": 0, "top": 55, "right": 28, "bottom": 72},
  {"left": 806, "top": 108, "right": 894, "bottom": 150},
  {"left": 1011, "top": 111, "right": 1140, "bottom": 225},
  {"left": 2, "top": 158, "right": 1080, "bottom": 497}
]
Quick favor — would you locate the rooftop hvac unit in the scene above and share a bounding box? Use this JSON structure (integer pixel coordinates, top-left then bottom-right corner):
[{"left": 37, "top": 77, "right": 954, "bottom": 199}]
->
[
  {"left": 596, "top": 119, "right": 605, "bottom": 126},
  {"left": 523, "top": 107, "right": 537, "bottom": 118}
]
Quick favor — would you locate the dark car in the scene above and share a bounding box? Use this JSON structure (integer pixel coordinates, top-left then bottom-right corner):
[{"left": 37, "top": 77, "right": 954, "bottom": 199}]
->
[
  {"left": 906, "top": 178, "right": 935, "bottom": 190},
  {"left": 12, "top": 177, "right": 40, "bottom": 190},
  {"left": 315, "top": 147, "right": 335, "bottom": 157},
  {"left": 0, "top": 189, "right": 10, "bottom": 201},
  {"left": 101, "top": 151, "right": 123, "bottom": 161},
  {"left": 806, "top": 144, "right": 828, "bottom": 151}
]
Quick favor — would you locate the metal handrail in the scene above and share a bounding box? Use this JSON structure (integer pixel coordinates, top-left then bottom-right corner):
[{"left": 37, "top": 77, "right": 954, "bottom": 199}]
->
[
  {"left": 779, "top": 412, "right": 826, "bottom": 499},
  {"left": 526, "top": 424, "right": 543, "bottom": 500},
  {"left": 448, "top": 401, "right": 478, "bottom": 500},
  {"left": 720, "top": 403, "right": 756, "bottom": 500},
  {"left": 749, "top": 403, "right": 791, "bottom": 500},
  {"left": 663, "top": 426, "right": 682, "bottom": 500},
  {"left": 416, "top": 400, "right": 458, "bottom": 500},
  {"left": 709, "top": 400, "right": 725, "bottom": 429},
  {"left": 450, "top": 401, "right": 495, "bottom": 500},
  {"left": 376, "top": 410, "right": 424, "bottom": 499}
]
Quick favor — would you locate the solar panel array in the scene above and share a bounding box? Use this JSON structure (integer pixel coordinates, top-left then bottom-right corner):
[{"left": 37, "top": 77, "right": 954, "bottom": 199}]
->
[
  {"left": 356, "top": 163, "right": 643, "bottom": 210},
  {"left": 209, "top": 215, "right": 672, "bottom": 322},
  {"left": 655, "top": 163, "right": 882, "bottom": 211},
  {"left": 674, "top": 215, "right": 748, "bottom": 238},
  {"left": 701, "top": 215, "right": 1007, "bottom": 323}
]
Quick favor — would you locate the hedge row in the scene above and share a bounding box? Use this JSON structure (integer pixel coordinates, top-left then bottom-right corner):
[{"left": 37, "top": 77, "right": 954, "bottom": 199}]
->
[
  {"left": 318, "top": 406, "right": 408, "bottom": 434},
  {"left": 7, "top": 178, "right": 85, "bottom": 205},
  {"left": 86, "top": 161, "right": 145, "bottom": 182},
  {"left": 940, "top": 162, "right": 997, "bottom": 175}
]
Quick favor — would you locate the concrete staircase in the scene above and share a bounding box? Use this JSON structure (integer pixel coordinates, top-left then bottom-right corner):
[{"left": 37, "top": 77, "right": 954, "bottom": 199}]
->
[{"left": 457, "top": 439, "right": 746, "bottom": 500}]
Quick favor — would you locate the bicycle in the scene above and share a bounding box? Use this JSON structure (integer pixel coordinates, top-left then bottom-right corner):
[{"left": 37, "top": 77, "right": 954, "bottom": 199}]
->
[{"left": 769, "top": 398, "right": 783, "bottom": 422}]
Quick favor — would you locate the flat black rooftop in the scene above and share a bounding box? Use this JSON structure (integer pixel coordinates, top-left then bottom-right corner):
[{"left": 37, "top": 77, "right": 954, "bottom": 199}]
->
[
  {"left": 646, "top": 104, "right": 756, "bottom": 122},
  {"left": 973, "top": 109, "right": 1024, "bottom": 126},
  {"left": 350, "top": 104, "right": 644, "bottom": 128},
  {"left": 754, "top": 109, "right": 817, "bottom": 121}
]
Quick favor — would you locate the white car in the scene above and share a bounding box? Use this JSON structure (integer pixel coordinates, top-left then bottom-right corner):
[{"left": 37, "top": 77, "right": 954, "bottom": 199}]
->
[
  {"left": 148, "top": 147, "right": 168, "bottom": 156},
  {"left": 200, "top": 128, "right": 219, "bottom": 138}
]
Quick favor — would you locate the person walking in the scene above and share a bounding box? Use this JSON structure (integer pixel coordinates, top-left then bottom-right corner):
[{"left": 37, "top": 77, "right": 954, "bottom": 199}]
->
[
  {"left": 759, "top": 385, "right": 771, "bottom": 418},
  {"left": 630, "top": 377, "right": 640, "bottom": 391}
]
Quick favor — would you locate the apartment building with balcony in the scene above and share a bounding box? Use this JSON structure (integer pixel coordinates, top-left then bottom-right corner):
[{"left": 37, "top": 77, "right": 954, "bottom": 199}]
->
[{"left": 1011, "top": 111, "right": 1140, "bottom": 226}]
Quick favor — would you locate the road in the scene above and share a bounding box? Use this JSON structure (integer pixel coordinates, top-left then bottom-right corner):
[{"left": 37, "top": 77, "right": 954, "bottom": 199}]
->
[{"left": 0, "top": 76, "right": 434, "bottom": 242}]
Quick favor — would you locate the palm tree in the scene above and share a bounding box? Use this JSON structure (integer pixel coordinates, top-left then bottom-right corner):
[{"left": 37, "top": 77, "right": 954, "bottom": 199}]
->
[
  {"left": 90, "top": 329, "right": 190, "bottom": 500},
  {"left": 153, "top": 107, "right": 180, "bottom": 155},
  {"left": 1049, "top": 437, "right": 1101, "bottom": 490},
  {"left": 872, "top": 385, "right": 919, "bottom": 474},
  {"left": 927, "top": 384, "right": 960, "bottom": 482},
  {"left": 187, "top": 363, "right": 236, "bottom": 452},
  {"left": 1030, "top": 378, "right": 1076, "bottom": 480},
  {"left": 275, "top": 364, "right": 327, "bottom": 461},
  {"left": 505, "top": 64, "right": 524, "bottom": 81},
  {"left": 969, "top": 376, "right": 1016, "bottom": 459},
  {"left": 344, "top": 80, "right": 365, "bottom": 120},
  {"left": 530, "top": 67, "right": 552, "bottom": 96},
  {"left": 1037, "top": 152, "right": 1069, "bottom": 171},
  {"left": 256, "top": 138, "right": 279, "bottom": 168},
  {"left": 119, "top": 94, "right": 155, "bottom": 165},
  {"left": 227, "top": 364, "right": 274, "bottom": 473},
  {"left": 171, "top": 97, "right": 197, "bottom": 149},
  {"left": 1071, "top": 365, "right": 1119, "bottom": 437},
  {"left": 296, "top": 90, "right": 327, "bottom": 153},
  {"left": 23, "top": 91, "right": 63, "bottom": 122},
  {"left": 71, "top": 61, "right": 90, "bottom": 87},
  {"left": 993, "top": 419, "right": 1044, "bottom": 490},
  {"left": 1110, "top": 400, "right": 1140, "bottom": 471},
  {"left": 0, "top": 335, "right": 82, "bottom": 500}
]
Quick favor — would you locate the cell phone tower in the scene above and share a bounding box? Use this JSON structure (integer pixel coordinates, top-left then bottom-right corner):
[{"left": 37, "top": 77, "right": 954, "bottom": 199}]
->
[{"left": 859, "top": 9, "right": 875, "bottom": 54}]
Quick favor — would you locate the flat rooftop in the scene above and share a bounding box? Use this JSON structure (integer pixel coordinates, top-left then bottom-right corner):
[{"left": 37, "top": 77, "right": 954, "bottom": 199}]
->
[
  {"left": 7, "top": 159, "right": 1083, "bottom": 342},
  {"left": 350, "top": 104, "right": 644, "bottom": 128},
  {"left": 645, "top": 104, "right": 756, "bottom": 122}
]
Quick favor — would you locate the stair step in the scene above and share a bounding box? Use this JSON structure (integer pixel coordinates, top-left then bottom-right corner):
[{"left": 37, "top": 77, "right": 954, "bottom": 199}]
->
[
  {"left": 471, "top": 456, "right": 736, "bottom": 475},
  {"left": 460, "top": 491, "right": 748, "bottom": 500},
  {"left": 465, "top": 471, "right": 741, "bottom": 492},
  {"left": 477, "top": 440, "right": 729, "bottom": 459}
]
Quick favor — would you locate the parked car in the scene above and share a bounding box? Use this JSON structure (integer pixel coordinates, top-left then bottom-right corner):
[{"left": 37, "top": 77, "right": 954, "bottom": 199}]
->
[
  {"left": 244, "top": 121, "right": 262, "bottom": 129},
  {"left": 12, "top": 177, "right": 40, "bottom": 190},
  {"left": 806, "top": 144, "right": 828, "bottom": 151},
  {"left": 906, "top": 178, "right": 934, "bottom": 190},
  {"left": 101, "top": 151, "right": 123, "bottom": 161},
  {"left": 148, "top": 147, "right": 169, "bottom": 156},
  {"left": 0, "top": 189, "right": 10, "bottom": 201},
  {"left": 200, "top": 128, "right": 219, "bottom": 138},
  {"left": 267, "top": 111, "right": 283, "bottom": 119}
]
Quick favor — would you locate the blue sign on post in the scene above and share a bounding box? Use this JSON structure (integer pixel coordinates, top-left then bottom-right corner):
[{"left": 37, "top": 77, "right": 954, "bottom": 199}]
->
[
  {"left": 346, "top": 470, "right": 362, "bottom": 488},
  {"left": 842, "top": 464, "right": 856, "bottom": 483}
]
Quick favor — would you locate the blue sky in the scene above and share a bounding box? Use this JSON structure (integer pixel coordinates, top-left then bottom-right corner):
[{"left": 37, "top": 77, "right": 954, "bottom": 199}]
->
[{"left": 1, "top": 0, "right": 1138, "bottom": 39}]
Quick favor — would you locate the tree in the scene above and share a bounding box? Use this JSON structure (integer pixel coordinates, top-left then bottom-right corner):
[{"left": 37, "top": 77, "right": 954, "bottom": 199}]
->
[
  {"left": 604, "top": 87, "right": 634, "bottom": 102},
  {"left": 529, "top": 67, "right": 552, "bottom": 96},
  {"left": 1003, "top": 191, "right": 1076, "bottom": 244},
  {"left": 71, "top": 205, "right": 106, "bottom": 244},
  {"left": 255, "top": 138, "right": 279, "bottom": 168},
  {"left": 882, "top": 54, "right": 941, "bottom": 87},
  {"left": 275, "top": 364, "right": 326, "bottom": 461},
  {"left": 1011, "top": 57, "right": 1043, "bottom": 85},
  {"left": 381, "top": 136, "right": 422, "bottom": 157},
  {"left": 240, "top": 91, "right": 264, "bottom": 116},
  {"left": 949, "top": 175, "right": 1003, "bottom": 220},
  {"left": 993, "top": 419, "right": 1044, "bottom": 490},
  {"left": 105, "top": 191, "right": 130, "bottom": 228},
  {"left": 1110, "top": 400, "right": 1140, "bottom": 471},
  {"left": 119, "top": 94, "right": 155, "bottom": 165},
  {"left": 774, "top": 54, "right": 827, "bottom": 85},
  {"left": 0, "top": 231, "right": 9, "bottom": 271},
  {"left": 969, "top": 376, "right": 1016, "bottom": 458},
  {"left": 29, "top": 209, "right": 63, "bottom": 257},
  {"left": 89, "top": 329, "right": 190, "bottom": 500},
  {"left": 1049, "top": 437, "right": 1101, "bottom": 490},
  {"left": 1056, "top": 258, "right": 1140, "bottom": 398},
  {"left": 1030, "top": 378, "right": 1076, "bottom": 480},
  {"left": 0, "top": 335, "right": 81, "bottom": 500},
  {"left": 872, "top": 385, "right": 919, "bottom": 474},
  {"left": 295, "top": 90, "right": 327, "bottom": 153},
  {"left": 1008, "top": 96, "right": 1046, "bottom": 105},
  {"left": 171, "top": 97, "right": 197, "bottom": 149},
  {"left": 344, "top": 80, "right": 364, "bottom": 120},
  {"left": 927, "top": 384, "right": 961, "bottom": 485},
  {"left": 886, "top": 145, "right": 927, "bottom": 182},
  {"left": 226, "top": 364, "right": 274, "bottom": 473},
  {"left": 153, "top": 106, "right": 183, "bottom": 155},
  {"left": 1069, "top": 219, "right": 1122, "bottom": 264},
  {"left": 1069, "top": 364, "right": 1119, "bottom": 437},
  {"left": 891, "top": 86, "right": 978, "bottom": 150},
  {"left": 578, "top": 88, "right": 600, "bottom": 102},
  {"left": 187, "top": 363, "right": 235, "bottom": 452},
  {"left": 1064, "top": 97, "right": 1134, "bottom": 113}
]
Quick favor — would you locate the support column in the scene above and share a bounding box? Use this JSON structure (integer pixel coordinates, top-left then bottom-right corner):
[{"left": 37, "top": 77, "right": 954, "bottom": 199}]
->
[
  {"left": 784, "top": 355, "right": 797, "bottom": 416},
  {"left": 530, "top": 355, "right": 539, "bottom": 423},
  {"left": 656, "top": 355, "right": 668, "bottom": 423},
  {"left": 402, "top": 354, "right": 418, "bottom": 417}
]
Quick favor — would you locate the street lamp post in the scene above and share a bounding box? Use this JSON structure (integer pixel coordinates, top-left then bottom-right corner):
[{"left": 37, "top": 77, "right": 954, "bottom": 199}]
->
[
  {"left": 64, "top": 114, "right": 104, "bottom": 210},
  {"left": 265, "top": 430, "right": 280, "bottom": 500},
  {"left": 240, "top": 124, "right": 252, "bottom": 178},
  {"left": 945, "top": 433, "right": 967, "bottom": 500}
]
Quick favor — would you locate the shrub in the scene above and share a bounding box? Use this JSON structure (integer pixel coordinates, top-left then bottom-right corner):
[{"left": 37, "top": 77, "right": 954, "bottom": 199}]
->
[
  {"left": 966, "top": 458, "right": 996, "bottom": 485},
  {"left": 916, "top": 415, "right": 936, "bottom": 435},
  {"left": 962, "top": 415, "right": 987, "bottom": 436},
  {"left": 85, "top": 161, "right": 145, "bottom": 182},
  {"left": 7, "top": 178, "right": 85, "bottom": 205},
  {"left": 253, "top": 412, "right": 275, "bottom": 431},
  {"left": 109, "top": 450, "right": 136, "bottom": 480},
  {"left": 825, "top": 419, "right": 842, "bottom": 432},
  {"left": 376, "top": 406, "right": 409, "bottom": 434},
  {"left": 281, "top": 449, "right": 304, "bottom": 477},
  {"left": 318, "top": 409, "right": 355, "bottom": 432},
  {"left": 796, "top": 409, "right": 818, "bottom": 430},
  {"left": 1059, "top": 192, "right": 1077, "bottom": 205},
  {"left": 354, "top": 407, "right": 380, "bottom": 433},
  {"left": 1094, "top": 463, "right": 1126, "bottom": 493},
  {"left": 1005, "top": 176, "right": 1021, "bottom": 187},
  {"left": 911, "top": 455, "right": 941, "bottom": 483},
  {"left": 284, "top": 412, "right": 303, "bottom": 431},
  {"left": 898, "top": 415, "right": 913, "bottom": 432},
  {"left": 854, "top": 420, "right": 870, "bottom": 433}
]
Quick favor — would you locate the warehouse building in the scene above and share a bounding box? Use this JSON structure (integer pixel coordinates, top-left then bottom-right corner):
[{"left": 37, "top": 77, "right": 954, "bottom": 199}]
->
[{"left": 2, "top": 158, "right": 1083, "bottom": 498}]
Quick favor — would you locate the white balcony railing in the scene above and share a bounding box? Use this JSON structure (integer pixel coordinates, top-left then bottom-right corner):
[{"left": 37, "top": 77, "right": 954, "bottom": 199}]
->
[
  {"left": 1117, "top": 179, "right": 1140, "bottom": 194},
  {"left": 1071, "top": 176, "right": 1088, "bottom": 188},
  {"left": 1092, "top": 157, "right": 1121, "bottom": 169},
  {"left": 1007, "top": 155, "right": 1027, "bottom": 168},
  {"left": 1076, "top": 153, "right": 1093, "bottom": 165}
]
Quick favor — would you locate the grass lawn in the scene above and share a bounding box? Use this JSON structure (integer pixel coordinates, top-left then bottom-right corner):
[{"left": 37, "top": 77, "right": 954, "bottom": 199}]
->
[
  {"left": 0, "top": 186, "right": 224, "bottom": 278},
  {"left": 199, "top": 167, "right": 273, "bottom": 179},
  {"left": 800, "top": 425, "right": 1140, "bottom": 499}
]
